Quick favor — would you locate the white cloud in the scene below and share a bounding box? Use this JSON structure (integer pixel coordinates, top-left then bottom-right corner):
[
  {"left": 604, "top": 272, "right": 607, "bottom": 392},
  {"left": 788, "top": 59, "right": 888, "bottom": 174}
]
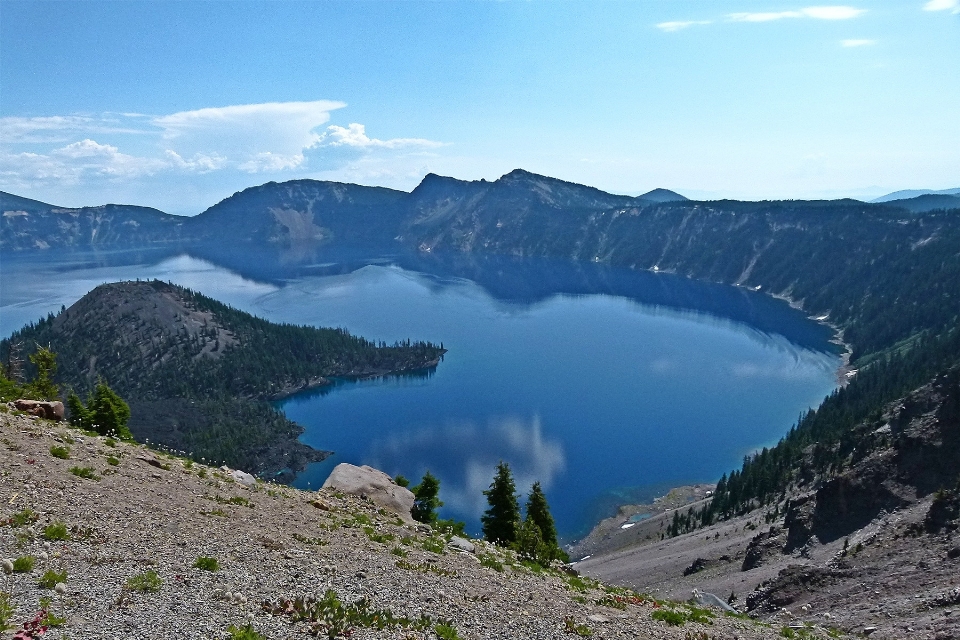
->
[
  {"left": 924, "top": 0, "right": 959, "bottom": 11},
  {"left": 0, "top": 114, "right": 149, "bottom": 144},
  {"left": 841, "top": 38, "right": 876, "bottom": 46},
  {"left": 0, "top": 138, "right": 172, "bottom": 188},
  {"left": 801, "top": 5, "right": 867, "bottom": 19},
  {"left": 153, "top": 100, "right": 344, "bottom": 173},
  {"left": 318, "top": 123, "right": 443, "bottom": 150},
  {"left": 728, "top": 5, "right": 866, "bottom": 22},
  {"left": 656, "top": 20, "right": 712, "bottom": 32},
  {"left": 0, "top": 100, "right": 445, "bottom": 194}
]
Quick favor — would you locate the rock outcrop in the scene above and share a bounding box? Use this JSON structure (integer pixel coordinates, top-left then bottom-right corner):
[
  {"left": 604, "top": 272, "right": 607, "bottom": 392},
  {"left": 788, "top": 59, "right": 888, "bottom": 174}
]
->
[
  {"left": 322, "top": 463, "right": 416, "bottom": 524},
  {"left": 11, "top": 399, "right": 64, "bottom": 421}
]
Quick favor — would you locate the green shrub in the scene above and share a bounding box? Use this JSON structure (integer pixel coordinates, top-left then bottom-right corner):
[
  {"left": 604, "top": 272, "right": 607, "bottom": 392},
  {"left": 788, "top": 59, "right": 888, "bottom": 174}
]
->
[
  {"left": 125, "top": 570, "right": 162, "bottom": 592},
  {"left": 421, "top": 536, "right": 445, "bottom": 554},
  {"left": 435, "top": 622, "right": 461, "bottom": 639},
  {"left": 39, "top": 595, "right": 66, "bottom": 627},
  {"left": 12, "top": 556, "right": 35, "bottom": 573},
  {"left": 652, "top": 608, "right": 687, "bottom": 626},
  {"left": 564, "top": 617, "right": 593, "bottom": 636},
  {"left": 38, "top": 569, "right": 67, "bottom": 589},
  {"left": 478, "top": 554, "right": 503, "bottom": 572},
  {"left": 226, "top": 624, "right": 266, "bottom": 640},
  {"left": 0, "top": 591, "right": 14, "bottom": 632},
  {"left": 6, "top": 508, "right": 38, "bottom": 528},
  {"left": 193, "top": 556, "right": 219, "bottom": 571},
  {"left": 42, "top": 521, "right": 70, "bottom": 541},
  {"left": 69, "top": 466, "right": 99, "bottom": 480},
  {"left": 49, "top": 445, "right": 70, "bottom": 459}
]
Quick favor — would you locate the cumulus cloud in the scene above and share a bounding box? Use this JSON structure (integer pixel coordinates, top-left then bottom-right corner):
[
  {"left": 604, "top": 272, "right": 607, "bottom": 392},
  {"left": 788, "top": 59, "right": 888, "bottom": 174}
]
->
[
  {"left": 841, "top": 38, "right": 876, "bottom": 47},
  {"left": 656, "top": 20, "right": 712, "bottom": 32},
  {"left": 154, "top": 100, "right": 344, "bottom": 173},
  {"left": 0, "top": 100, "right": 444, "bottom": 194},
  {"left": 319, "top": 123, "right": 443, "bottom": 150},
  {"left": 728, "top": 5, "right": 866, "bottom": 22},
  {"left": 0, "top": 138, "right": 170, "bottom": 188}
]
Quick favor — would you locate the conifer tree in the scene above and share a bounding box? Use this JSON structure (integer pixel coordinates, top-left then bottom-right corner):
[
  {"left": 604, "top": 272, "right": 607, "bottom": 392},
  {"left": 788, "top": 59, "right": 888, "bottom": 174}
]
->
[
  {"left": 68, "top": 381, "right": 132, "bottom": 440},
  {"left": 482, "top": 461, "right": 520, "bottom": 545},
  {"left": 524, "top": 481, "right": 558, "bottom": 550},
  {"left": 411, "top": 470, "right": 443, "bottom": 524},
  {"left": 26, "top": 346, "right": 59, "bottom": 400}
]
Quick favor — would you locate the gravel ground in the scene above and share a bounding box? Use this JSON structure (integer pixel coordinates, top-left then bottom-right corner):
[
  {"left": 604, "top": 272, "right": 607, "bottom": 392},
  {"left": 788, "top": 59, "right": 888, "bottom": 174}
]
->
[
  {"left": 578, "top": 489, "right": 960, "bottom": 640},
  {"left": 0, "top": 410, "right": 811, "bottom": 639}
]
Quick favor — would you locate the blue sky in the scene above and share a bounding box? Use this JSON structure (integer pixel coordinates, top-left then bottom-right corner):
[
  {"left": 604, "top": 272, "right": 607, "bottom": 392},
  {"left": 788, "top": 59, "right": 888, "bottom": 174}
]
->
[{"left": 1, "top": 1, "right": 957, "bottom": 215}]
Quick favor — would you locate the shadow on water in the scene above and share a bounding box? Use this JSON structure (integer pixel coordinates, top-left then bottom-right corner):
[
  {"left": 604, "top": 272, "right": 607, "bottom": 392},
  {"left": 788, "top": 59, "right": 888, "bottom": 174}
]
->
[{"left": 4, "top": 241, "right": 839, "bottom": 355}]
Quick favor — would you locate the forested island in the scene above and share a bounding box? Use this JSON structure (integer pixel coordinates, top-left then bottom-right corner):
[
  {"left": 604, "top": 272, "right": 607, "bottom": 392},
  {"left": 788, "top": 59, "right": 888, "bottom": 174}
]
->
[{"left": 1, "top": 280, "right": 445, "bottom": 480}]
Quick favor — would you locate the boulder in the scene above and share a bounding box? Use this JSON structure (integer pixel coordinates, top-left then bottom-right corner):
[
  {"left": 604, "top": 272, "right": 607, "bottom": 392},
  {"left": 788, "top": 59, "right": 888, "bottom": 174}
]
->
[
  {"left": 13, "top": 399, "right": 64, "bottom": 421},
  {"left": 322, "top": 463, "right": 415, "bottom": 524},
  {"left": 448, "top": 536, "right": 476, "bottom": 553},
  {"left": 230, "top": 470, "right": 257, "bottom": 487}
]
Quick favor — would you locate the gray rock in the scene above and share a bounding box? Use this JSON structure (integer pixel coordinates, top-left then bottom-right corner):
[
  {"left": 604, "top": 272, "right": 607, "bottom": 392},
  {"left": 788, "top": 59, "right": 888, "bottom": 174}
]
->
[
  {"left": 230, "top": 469, "right": 257, "bottom": 487},
  {"left": 448, "top": 536, "right": 476, "bottom": 553},
  {"left": 322, "top": 463, "right": 415, "bottom": 524}
]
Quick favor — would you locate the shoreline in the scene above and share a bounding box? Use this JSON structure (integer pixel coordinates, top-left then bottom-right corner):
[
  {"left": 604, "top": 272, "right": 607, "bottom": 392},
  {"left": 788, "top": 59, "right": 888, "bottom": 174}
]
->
[
  {"left": 568, "top": 483, "right": 717, "bottom": 560},
  {"left": 754, "top": 287, "right": 855, "bottom": 388}
]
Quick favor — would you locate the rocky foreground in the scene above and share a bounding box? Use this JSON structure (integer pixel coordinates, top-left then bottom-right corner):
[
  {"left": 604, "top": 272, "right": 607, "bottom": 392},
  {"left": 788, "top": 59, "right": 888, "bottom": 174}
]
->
[
  {"left": 578, "top": 368, "right": 960, "bottom": 640},
  {"left": 0, "top": 410, "right": 828, "bottom": 639}
]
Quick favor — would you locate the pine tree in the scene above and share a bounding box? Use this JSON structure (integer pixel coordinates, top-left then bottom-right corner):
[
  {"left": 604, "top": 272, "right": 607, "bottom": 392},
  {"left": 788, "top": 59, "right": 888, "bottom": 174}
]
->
[
  {"left": 411, "top": 470, "right": 443, "bottom": 524},
  {"left": 68, "top": 381, "right": 133, "bottom": 440},
  {"left": 482, "top": 461, "right": 520, "bottom": 546},
  {"left": 26, "top": 345, "right": 59, "bottom": 400},
  {"left": 524, "top": 481, "right": 558, "bottom": 549}
]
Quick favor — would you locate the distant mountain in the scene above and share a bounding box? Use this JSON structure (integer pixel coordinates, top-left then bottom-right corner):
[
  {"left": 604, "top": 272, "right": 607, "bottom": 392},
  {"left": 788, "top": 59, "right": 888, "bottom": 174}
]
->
[
  {"left": 871, "top": 187, "right": 960, "bottom": 203},
  {"left": 637, "top": 188, "right": 688, "bottom": 203},
  {"left": 879, "top": 193, "right": 960, "bottom": 214},
  {"left": 189, "top": 179, "right": 407, "bottom": 246},
  {"left": 0, "top": 191, "right": 188, "bottom": 250}
]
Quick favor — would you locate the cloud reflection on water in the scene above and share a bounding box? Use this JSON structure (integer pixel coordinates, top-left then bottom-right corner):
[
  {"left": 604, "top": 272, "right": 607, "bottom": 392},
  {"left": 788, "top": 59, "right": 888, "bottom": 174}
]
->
[{"left": 366, "top": 415, "right": 565, "bottom": 518}]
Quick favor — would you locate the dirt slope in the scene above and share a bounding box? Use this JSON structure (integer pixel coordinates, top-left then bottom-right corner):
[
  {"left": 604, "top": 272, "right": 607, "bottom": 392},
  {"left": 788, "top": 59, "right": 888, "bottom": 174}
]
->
[{"left": 0, "top": 410, "right": 804, "bottom": 639}]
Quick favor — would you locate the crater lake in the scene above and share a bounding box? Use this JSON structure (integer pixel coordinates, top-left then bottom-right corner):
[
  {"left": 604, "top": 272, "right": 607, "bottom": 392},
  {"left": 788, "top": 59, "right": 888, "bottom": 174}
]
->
[{"left": 0, "top": 247, "right": 841, "bottom": 539}]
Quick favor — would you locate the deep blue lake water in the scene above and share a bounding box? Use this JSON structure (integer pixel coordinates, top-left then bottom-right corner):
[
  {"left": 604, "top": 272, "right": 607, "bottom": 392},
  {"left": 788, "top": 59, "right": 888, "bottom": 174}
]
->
[{"left": 0, "top": 247, "right": 840, "bottom": 540}]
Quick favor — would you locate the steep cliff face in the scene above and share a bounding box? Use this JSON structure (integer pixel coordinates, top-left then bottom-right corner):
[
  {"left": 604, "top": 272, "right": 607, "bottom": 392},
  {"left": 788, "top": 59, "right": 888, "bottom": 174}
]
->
[{"left": 791, "top": 368, "right": 960, "bottom": 547}]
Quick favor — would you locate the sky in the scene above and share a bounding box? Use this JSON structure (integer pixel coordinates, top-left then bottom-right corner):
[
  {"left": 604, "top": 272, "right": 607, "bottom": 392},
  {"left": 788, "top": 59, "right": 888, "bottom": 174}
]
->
[{"left": 1, "top": 0, "right": 958, "bottom": 215}]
